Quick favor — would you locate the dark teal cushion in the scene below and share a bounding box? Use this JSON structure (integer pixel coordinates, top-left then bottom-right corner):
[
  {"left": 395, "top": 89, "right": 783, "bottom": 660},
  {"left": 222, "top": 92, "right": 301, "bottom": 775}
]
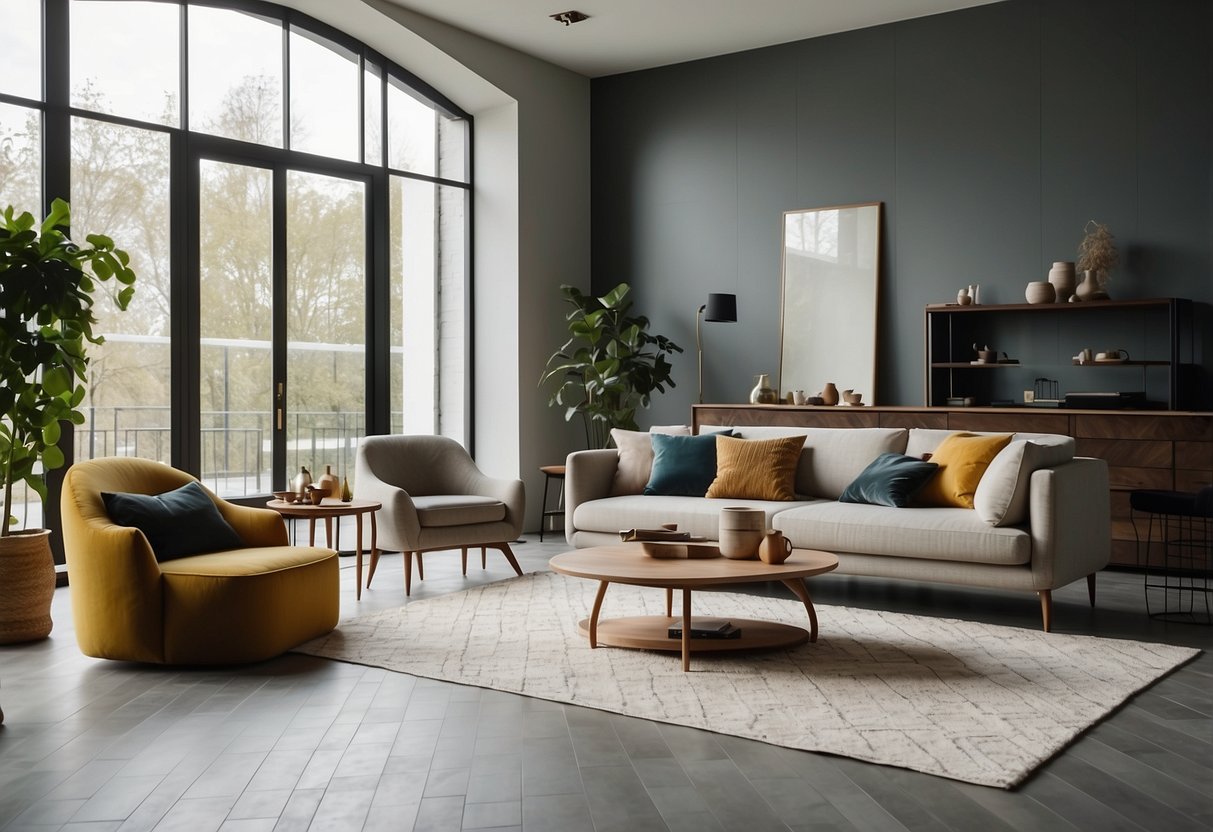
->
[
  {"left": 102, "top": 481, "right": 243, "bottom": 561},
  {"left": 839, "top": 452, "right": 939, "bottom": 508},
  {"left": 644, "top": 431, "right": 734, "bottom": 496}
]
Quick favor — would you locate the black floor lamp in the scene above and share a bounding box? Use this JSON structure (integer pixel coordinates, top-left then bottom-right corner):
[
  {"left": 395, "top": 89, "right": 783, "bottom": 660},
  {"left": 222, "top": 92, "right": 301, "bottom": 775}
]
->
[{"left": 696, "top": 293, "right": 738, "bottom": 404}]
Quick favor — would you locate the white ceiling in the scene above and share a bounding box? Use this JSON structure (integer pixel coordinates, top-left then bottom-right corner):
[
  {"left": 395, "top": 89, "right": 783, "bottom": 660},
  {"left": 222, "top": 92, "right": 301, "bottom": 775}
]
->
[{"left": 381, "top": 0, "right": 1002, "bottom": 77}]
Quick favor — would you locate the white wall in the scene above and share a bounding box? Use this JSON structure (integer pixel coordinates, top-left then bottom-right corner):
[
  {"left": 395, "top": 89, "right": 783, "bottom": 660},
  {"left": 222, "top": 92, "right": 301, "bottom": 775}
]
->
[{"left": 281, "top": 0, "right": 591, "bottom": 531}]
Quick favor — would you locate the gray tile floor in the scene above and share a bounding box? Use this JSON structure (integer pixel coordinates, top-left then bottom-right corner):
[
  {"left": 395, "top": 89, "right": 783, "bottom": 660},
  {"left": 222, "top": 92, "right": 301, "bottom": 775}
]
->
[{"left": 1, "top": 532, "right": 1210, "bottom": 831}]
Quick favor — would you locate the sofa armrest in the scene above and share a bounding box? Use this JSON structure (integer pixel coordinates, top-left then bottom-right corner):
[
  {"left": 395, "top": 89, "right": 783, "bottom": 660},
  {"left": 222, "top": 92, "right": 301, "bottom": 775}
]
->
[
  {"left": 471, "top": 475, "right": 526, "bottom": 537},
  {"left": 1028, "top": 457, "right": 1111, "bottom": 590},
  {"left": 354, "top": 465, "right": 421, "bottom": 552},
  {"left": 565, "top": 449, "right": 619, "bottom": 543}
]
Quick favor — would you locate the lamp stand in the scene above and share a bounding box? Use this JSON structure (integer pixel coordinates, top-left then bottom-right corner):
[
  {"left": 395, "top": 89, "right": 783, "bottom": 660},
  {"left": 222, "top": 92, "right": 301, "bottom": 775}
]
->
[{"left": 696, "top": 304, "right": 706, "bottom": 404}]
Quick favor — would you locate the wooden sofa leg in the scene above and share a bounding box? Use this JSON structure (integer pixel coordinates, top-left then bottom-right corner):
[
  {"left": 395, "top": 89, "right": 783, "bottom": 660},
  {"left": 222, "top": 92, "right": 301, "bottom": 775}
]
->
[
  {"left": 1038, "top": 590, "right": 1052, "bottom": 632},
  {"left": 404, "top": 551, "right": 413, "bottom": 596},
  {"left": 461, "top": 547, "right": 468, "bottom": 576},
  {"left": 481, "top": 546, "right": 486, "bottom": 570},
  {"left": 1087, "top": 573, "right": 1097, "bottom": 607},
  {"left": 490, "top": 542, "right": 524, "bottom": 577},
  {"left": 416, "top": 552, "right": 425, "bottom": 580}
]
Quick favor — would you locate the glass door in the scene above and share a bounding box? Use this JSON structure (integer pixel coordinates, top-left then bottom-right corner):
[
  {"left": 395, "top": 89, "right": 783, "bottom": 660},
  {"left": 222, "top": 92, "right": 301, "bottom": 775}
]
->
[
  {"left": 284, "top": 170, "right": 366, "bottom": 491},
  {"left": 197, "top": 159, "right": 366, "bottom": 497}
]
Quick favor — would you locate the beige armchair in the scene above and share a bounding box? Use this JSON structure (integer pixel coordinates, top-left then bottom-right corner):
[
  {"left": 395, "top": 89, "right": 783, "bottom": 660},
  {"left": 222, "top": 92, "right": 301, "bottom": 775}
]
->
[{"left": 355, "top": 435, "right": 525, "bottom": 595}]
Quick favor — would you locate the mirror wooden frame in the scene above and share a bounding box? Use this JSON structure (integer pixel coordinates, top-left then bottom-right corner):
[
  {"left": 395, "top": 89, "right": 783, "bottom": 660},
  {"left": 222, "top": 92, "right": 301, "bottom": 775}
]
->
[{"left": 778, "top": 201, "right": 882, "bottom": 405}]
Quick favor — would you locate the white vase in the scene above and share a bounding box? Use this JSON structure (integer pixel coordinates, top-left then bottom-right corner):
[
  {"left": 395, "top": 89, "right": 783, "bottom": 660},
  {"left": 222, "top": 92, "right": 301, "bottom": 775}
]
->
[
  {"left": 1048, "top": 261, "right": 1076, "bottom": 302},
  {"left": 1075, "top": 270, "right": 1108, "bottom": 301}
]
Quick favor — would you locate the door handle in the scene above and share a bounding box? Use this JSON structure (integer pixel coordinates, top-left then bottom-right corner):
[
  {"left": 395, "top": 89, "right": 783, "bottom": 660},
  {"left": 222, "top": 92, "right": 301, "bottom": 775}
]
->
[{"left": 277, "top": 408, "right": 283, "bottom": 430}]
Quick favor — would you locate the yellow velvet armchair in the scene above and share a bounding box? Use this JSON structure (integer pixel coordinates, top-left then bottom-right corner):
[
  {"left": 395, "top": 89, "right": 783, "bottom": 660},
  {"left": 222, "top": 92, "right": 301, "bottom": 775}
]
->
[{"left": 61, "top": 457, "right": 339, "bottom": 665}]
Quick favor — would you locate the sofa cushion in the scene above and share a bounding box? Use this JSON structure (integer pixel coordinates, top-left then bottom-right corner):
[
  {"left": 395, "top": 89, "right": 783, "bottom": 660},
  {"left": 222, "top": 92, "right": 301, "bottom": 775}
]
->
[
  {"left": 971, "top": 440, "right": 1057, "bottom": 527},
  {"left": 719, "top": 426, "right": 909, "bottom": 499},
  {"left": 906, "top": 428, "right": 1074, "bottom": 458},
  {"left": 573, "top": 494, "right": 822, "bottom": 540},
  {"left": 413, "top": 495, "right": 506, "bottom": 527},
  {"left": 706, "top": 434, "right": 806, "bottom": 501},
  {"left": 609, "top": 426, "right": 692, "bottom": 496},
  {"left": 644, "top": 431, "right": 733, "bottom": 496},
  {"left": 915, "top": 432, "right": 1012, "bottom": 509},
  {"left": 773, "top": 501, "right": 1031, "bottom": 565},
  {"left": 102, "top": 481, "right": 243, "bottom": 562},
  {"left": 839, "top": 452, "right": 939, "bottom": 508}
]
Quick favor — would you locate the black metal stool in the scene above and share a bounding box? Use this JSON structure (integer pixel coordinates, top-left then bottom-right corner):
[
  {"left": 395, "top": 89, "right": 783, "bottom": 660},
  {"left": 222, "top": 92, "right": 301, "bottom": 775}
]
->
[
  {"left": 539, "top": 465, "right": 566, "bottom": 542},
  {"left": 1130, "top": 486, "right": 1213, "bottom": 624}
]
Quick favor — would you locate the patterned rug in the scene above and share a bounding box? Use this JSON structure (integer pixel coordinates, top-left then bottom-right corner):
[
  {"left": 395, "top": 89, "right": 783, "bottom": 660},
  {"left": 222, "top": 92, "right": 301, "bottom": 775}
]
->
[{"left": 295, "top": 572, "right": 1198, "bottom": 788}]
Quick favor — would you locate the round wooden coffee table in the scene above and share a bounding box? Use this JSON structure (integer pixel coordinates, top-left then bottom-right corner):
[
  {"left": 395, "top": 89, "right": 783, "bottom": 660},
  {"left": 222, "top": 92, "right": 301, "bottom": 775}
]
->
[
  {"left": 266, "top": 498, "right": 380, "bottom": 600},
  {"left": 549, "top": 544, "right": 838, "bottom": 671}
]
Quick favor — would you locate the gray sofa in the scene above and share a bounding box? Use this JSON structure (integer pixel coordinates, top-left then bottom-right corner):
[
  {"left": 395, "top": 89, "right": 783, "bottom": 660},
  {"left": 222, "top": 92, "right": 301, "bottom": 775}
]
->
[{"left": 564, "top": 426, "right": 1111, "bottom": 631}]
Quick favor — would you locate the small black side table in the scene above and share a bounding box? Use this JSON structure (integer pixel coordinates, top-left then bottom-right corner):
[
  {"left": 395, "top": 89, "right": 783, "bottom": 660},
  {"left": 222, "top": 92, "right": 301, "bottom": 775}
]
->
[
  {"left": 1130, "top": 487, "right": 1213, "bottom": 624},
  {"left": 539, "top": 465, "right": 566, "bottom": 542}
]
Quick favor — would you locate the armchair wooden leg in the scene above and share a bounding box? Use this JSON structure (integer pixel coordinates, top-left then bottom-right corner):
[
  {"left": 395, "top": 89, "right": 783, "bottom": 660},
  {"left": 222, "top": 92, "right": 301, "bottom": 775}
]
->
[
  {"left": 1038, "top": 590, "right": 1052, "bottom": 632},
  {"left": 1087, "top": 573, "right": 1097, "bottom": 607},
  {"left": 488, "top": 542, "right": 524, "bottom": 577},
  {"left": 416, "top": 552, "right": 425, "bottom": 580},
  {"left": 366, "top": 548, "right": 381, "bottom": 589},
  {"left": 481, "top": 546, "right": 486, "bottom": 570},
  {"left": 404, "top": 551, "right": 413, "bottom": 596},
  {"left": 461, "top": 547, "right": 468, "bottom": 576}
]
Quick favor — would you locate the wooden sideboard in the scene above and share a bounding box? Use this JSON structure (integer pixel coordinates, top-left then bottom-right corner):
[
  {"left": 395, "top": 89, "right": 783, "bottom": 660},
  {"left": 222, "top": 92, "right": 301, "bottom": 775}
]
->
[{"left": 692, "top": 404, "right": 1213, "bottom": 568}]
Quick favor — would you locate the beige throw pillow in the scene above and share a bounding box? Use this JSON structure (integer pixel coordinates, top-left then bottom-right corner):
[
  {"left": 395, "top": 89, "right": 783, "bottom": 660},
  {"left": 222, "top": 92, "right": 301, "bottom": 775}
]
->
[
  {"left": 973, "top": 439, "right": 1073, "bottom": 526},
  {"left": 609, "top": 426, "right": 691, "bottom": 496}
]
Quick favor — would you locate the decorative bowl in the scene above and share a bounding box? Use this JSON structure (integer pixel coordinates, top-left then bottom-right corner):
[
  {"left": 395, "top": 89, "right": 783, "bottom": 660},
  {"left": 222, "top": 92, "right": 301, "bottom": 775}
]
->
[{"left": 272, "top": 490, "right": 298, "bottom": 503}]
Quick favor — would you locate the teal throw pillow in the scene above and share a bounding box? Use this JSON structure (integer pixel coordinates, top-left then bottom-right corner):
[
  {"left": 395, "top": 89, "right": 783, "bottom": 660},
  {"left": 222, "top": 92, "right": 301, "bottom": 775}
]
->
[
  {"left": 644, "top": 431, "right": 734, "bottom": 496},
  {"left": 102, "top": 481, "right": 244, "bottom": 562},
  {"left": 839, "top": 452, "right": 939, "bottom": 508}
]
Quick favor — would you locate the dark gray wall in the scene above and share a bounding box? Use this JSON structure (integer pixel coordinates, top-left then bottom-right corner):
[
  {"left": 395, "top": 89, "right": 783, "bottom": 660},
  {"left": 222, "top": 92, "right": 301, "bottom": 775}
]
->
[{"left": 592, "top": 0, "right": 1213, "bottom": 424}]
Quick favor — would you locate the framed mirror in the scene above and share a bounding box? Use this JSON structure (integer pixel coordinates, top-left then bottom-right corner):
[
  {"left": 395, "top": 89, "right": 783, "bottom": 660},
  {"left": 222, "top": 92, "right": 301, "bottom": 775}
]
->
[{"left": 779, "top": 202, "right": 882, "bottom": 405}]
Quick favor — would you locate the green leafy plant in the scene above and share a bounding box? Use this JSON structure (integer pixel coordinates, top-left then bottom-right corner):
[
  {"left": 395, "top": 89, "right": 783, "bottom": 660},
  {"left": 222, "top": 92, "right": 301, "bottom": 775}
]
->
[
  {"left": 0, "top": 199, "right": 136, "bottom": 533},
  {"left": 540, "top": 283, "right": 683, "bottom": 449}
]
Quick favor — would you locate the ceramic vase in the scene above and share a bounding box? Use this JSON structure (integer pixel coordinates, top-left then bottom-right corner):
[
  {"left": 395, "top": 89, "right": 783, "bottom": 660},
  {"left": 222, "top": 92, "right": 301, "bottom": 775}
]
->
[
  {"left": 957, "top": 287, "right": 971, "bottom": 306},
  {"left": 0, "top": 529, "right": 54, "bottom": 644},
  {"left": 1075, "top": 270, "right": 1107, "bottom": 302},
  {"left": 718, "top": 507, "right": 765, "bottom": 560},
  {"left": 1025, "top": 281, "right": 1055, "bottom": 304},
  {"left": 341, "top": 476, "right": 353, "bottom": 502},
  {"left": 749, "top": 373, "right": 778, "bottom": 404},
  {"left": 291, "top": 466, "right": 313, "bottom": 496},
  {"left": 315, "top": 464, "right": 339, "bottom": 498},
  {"left": 1048, "top": 261, "right": 1076, "bottom": 302},
  {"left": 821, "top": 382, "right": 840, "bottom": 406}
]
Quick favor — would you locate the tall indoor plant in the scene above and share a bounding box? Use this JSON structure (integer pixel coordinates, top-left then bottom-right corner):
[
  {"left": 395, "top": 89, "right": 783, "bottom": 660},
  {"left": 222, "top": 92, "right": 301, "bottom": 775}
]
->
[
  {"left": 0, "top": 199, "right": 136, "bottom": 643},
  {"left": 540, "top": 283, "right": 682, "bottom": 449}
]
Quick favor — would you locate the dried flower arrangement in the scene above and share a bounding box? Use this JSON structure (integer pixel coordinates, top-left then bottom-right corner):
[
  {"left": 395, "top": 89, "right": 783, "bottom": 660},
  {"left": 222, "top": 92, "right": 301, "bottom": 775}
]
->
[{"left": 1076, "top": 220, "right": 1118, "bottom": 288}]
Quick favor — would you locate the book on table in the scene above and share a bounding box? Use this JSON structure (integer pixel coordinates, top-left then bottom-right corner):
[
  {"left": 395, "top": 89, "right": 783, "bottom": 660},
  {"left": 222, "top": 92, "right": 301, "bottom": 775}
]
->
[{"left": 668, "top": 618, "right": 742, "bottom": 640}]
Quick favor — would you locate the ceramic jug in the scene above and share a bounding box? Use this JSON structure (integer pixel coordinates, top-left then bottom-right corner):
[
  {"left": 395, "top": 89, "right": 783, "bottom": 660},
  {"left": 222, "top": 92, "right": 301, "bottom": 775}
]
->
[
  {"left": 291, "top": 466, "right": 313, "bottom": 496},
  {"left": 758, "top": 530, "right": 793, "bottom": 565}
]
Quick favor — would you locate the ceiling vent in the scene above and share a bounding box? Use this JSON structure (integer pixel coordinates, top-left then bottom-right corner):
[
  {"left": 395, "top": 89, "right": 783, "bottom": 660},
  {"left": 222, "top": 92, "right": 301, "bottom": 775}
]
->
[{"left": 550, "top": 10, "right": 589, "bottom": 26}]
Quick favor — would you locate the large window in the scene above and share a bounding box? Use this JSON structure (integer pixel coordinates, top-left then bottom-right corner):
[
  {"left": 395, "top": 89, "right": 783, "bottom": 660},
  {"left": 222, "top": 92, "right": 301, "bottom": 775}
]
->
[{"left": 2, "top": 0, "right": 471, "bottom": 531}]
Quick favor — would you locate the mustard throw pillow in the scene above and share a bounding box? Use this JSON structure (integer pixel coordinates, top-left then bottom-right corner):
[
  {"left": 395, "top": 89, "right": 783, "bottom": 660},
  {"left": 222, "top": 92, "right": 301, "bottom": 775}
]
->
[
  {"left": 706, "top": 434, "right": 806, "bottom": 501},
  {"left": 915, "top": 432, "right": 1012, "bottom": 508}
]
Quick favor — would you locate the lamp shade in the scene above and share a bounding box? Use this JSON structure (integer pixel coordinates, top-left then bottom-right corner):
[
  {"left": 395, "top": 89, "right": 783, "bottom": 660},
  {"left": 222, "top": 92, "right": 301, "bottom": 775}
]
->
[{"left": 704, "top": 293, "right": 737, "bottom": 323}]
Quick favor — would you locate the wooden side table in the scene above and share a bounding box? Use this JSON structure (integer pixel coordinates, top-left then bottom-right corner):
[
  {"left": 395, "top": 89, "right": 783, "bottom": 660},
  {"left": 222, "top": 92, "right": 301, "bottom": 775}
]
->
[
  {"left": 539, "top": 465, "right": 566, "bottom": 542},
  {"left": 266, "top": 498, "right": 381, "bottom": 600}
]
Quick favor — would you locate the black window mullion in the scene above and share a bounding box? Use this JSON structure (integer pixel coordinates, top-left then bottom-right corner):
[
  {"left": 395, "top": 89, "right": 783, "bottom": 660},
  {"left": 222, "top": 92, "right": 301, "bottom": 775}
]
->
[
  {"left": 367, "top": 172, "right": 390, "bottom": 436},
  {"left": 271, "top": 166, "right": 288, "bottom": 491},
  {"left": 177, "top": 136, "right": 201, "bottom": 476}
]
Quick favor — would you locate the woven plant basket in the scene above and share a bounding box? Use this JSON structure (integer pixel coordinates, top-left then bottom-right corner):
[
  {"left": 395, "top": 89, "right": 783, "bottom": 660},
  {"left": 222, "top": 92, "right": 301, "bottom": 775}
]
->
[{"left": 0, "top": 528, "right": 55, "bottom": 644}]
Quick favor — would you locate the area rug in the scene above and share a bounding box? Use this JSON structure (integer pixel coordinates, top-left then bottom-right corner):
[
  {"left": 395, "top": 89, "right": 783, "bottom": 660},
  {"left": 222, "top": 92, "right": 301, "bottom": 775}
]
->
[{"left": 295, "top": 572, "right": 1198, "bottom": 788}]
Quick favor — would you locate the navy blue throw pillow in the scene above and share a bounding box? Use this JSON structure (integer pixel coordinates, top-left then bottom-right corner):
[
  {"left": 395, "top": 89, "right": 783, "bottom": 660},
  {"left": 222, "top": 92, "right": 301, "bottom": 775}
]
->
[
  {"left": 644, "top": 431, "right": 734, "bottom": 496},
  {"left": 839, "top": 452, "right": 939, "bottom": 508},
  {"left": 102, "top": 481, "right": 243, "bottom": 561}
]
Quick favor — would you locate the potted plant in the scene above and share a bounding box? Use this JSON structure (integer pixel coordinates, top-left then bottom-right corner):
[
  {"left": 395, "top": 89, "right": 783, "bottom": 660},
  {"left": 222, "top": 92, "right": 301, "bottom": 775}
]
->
[
  {"left": 540, "top": 283, "right": 682, "bottom": 449},
  {"left": 0, "top": 199, "right": 136, "bottom": 643},
  {"left": 1075, "top": 220, "right": 1118, "bottom": 301}
]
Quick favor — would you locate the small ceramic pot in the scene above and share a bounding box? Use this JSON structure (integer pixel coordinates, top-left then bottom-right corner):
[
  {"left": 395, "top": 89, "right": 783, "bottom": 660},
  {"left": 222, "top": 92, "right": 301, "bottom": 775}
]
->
[
  {"left": 718, "top": 507, "right": 765, "bottom": 560},
  {"left": 1048, "top": 261, "right": 1076, "bottom": 301},
  {"left": 1025, "top": 281, "right": 1055, "bottom": 304}
]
